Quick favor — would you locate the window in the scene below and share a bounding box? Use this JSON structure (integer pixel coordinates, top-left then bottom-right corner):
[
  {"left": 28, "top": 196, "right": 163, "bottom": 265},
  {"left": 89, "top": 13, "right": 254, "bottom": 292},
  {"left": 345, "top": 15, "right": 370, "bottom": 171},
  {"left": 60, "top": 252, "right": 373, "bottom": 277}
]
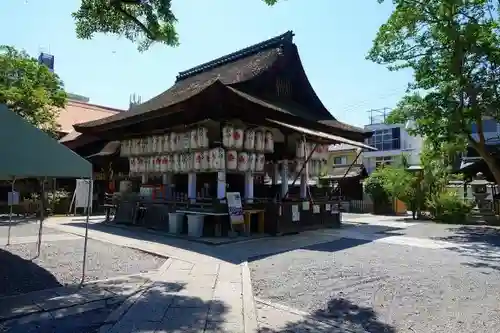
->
[
  {"left": 375, "top": 156, "right": 393, "bottom": 167},
  {"left": 333, "top": 156, "right": 347, "bottom": 165},
  {"left": 366, "top": 128, "right": 401, "bottom": 151}
]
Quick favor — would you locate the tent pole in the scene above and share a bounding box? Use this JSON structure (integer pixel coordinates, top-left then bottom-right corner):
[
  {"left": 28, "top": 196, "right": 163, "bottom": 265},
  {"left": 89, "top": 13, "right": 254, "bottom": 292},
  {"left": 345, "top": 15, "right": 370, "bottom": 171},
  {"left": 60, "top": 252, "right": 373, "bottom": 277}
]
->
[
  {"left": 81, "top": 177, "right": 92, "bottom": 285},
  {"left": 37, "top": 177, "right": 46, "bottom": 257},
  {"left": 7, "top": 177, "right": 16, "bottom": 246}
]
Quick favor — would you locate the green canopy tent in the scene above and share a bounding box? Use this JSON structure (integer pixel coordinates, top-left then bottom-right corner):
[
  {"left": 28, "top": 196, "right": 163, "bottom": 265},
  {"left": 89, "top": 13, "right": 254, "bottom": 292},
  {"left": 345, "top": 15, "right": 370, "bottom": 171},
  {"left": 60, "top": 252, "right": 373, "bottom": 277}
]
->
[{"left": 0, "top": 104, "right": 93, "bottom": 283}]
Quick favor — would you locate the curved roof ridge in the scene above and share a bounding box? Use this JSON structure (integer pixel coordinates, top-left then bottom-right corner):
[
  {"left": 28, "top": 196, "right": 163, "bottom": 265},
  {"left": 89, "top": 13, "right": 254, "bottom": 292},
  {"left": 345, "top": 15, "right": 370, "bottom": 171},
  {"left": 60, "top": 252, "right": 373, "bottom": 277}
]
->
[{"left": 176, "top": 31, "right": 294, "bottom": 81}]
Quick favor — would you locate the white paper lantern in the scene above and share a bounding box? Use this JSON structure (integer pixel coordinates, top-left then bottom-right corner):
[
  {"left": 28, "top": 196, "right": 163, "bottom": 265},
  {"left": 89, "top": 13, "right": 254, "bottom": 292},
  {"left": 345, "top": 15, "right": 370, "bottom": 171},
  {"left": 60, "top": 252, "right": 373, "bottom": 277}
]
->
[
  {"left": 226, "top": 150, "right": 238, "bottom": 170},
  {"left": 237, "top": 152, "right": 249, "bottom": 172},
  {"left": 233, "top": 128, "right": 244, "bottom": 149},
  {"left": 186, "top": 153, "right": 193, "bottom": 171},
  {"left": 163, "top": 133, "right": 170, "bottom": 152},
  {"left": 170, "top": 133, "right": 178, "bottom": 152},
  {"left": 151, "top": 136, "right": 158, "bottom": 153},
  {"left": 190, "top": 130, "right": 198, "bottom": 150},
  {"left": 154, "top": 156, "right": 162, "bottom": 172},
  {"left": 222, "top": 126, "right": 234, "bottom": 148},
  {"left": 160, "top": 156, "right": 167, "bottom": 172},
  {"left": 296, "top": 141, "right": 305, "bottom": 158},
  {"left": 193, "top": 152, "right": 202, "bottom": 171},
  {"left": 198, "top": 127, "right": 209, "bottom": 148},
  {"left": 129, "top": 157, "right": 135, "bottom": 173},
  {"left": 244, "top": 129, "right": 255, "bottom": 150},
  {"left": 255, "top": 131, "right": 265, "bottom": 152},
  {"left": 167, "top": 154, "right": 174, "bottom": 172},
  {"left": 181, "top": 132, "right": 190, "bottom": 151},
  {"left": 249, "top": 153, "right": 257, "bottom": 171},
  {"left": 146, "top": 137, "right": 153, "bottom": 154},
  {"left": 264, "top": 131, "right": 274, "bottom": 152},
  {"left": 137, "top": 157, "right": 144, "bottom": 173},
  {"left": 179, "top": 153, "right": 186, "bottom": 172},
  {"left": 173, "top": 154, "right": 180, "bottom": 173},
  {"left": 201, "top": 150, "right": 210, "bottom": 170},
  {"left": 256, "top": 154, "right": 265, "bottom": 172},
  {"left": 210, "top": 148, "right": 225, "bottom": 170}
]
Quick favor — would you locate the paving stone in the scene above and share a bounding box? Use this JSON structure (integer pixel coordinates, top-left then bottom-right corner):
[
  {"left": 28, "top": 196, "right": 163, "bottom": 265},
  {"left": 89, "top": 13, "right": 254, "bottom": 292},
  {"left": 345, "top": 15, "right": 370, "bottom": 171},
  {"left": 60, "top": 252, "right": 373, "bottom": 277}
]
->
[
  {"left": 205, "top": 320, "right": 244, "bottom": 333},
  {"left": 107, "top": 319, "right": 159, "bottom": 333},
  {"left": 49, "top": 299, "right": 107, "bottom": 319},
  {"left": 156, "top": 307, "right": 207, "bottom": 332},
  {"left": 214, "top": 281, "right": 242, "bottom": 296},
  {"left": 168, "top": 260, "right": 194, "bottom": 271},
  {"left": 189, "top": 263, "right": 220, "bottom": 276},
  {"left": 0, "top": 294, "right": 41, "bottom": 321},
  {"left": 119, "top": 290, "right": 174, "bottom": 322}
]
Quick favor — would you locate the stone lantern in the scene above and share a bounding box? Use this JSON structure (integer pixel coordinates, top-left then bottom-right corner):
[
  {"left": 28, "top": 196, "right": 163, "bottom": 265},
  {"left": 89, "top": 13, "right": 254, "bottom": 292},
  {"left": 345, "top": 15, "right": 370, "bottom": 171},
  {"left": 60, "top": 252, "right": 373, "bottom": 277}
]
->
[{"left": 469, "top": 172, "right": 492, "bottom": 212}]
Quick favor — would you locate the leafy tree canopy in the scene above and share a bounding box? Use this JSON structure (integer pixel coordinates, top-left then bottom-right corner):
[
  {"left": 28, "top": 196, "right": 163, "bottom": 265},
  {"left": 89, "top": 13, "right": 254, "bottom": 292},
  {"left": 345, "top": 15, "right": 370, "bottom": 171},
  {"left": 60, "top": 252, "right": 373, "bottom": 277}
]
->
[
  {"left": 367, "top": 0, "right": 500, "bottom": 184},
  {"left": 0, "top": 46, "right": 67, "bottom": 136},
  {"left": 73, "top": 0, "right": 279, "bottom": 52}
]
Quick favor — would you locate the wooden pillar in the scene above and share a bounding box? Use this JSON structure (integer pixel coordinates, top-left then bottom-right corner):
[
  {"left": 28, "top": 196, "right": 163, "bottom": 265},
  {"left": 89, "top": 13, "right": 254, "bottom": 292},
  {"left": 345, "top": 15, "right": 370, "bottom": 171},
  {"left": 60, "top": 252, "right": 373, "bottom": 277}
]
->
[
  {"left": 272, "top": 163, "right": 279, "bottom": 185},
  {"left": 300, "top": 160, "right": 309, "bottom": 199}
]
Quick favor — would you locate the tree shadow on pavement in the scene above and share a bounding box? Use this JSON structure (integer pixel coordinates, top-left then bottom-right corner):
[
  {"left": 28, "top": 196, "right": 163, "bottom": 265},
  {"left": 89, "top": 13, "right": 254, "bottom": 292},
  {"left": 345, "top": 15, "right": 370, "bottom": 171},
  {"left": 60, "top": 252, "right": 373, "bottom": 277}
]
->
[
  {"left": 433, "top": 226, "right": 500, "bottom": 272},
  {"left": 3, "top": 280, "right": 229, "bottom": 333},
  {"left": 0, "top": 248, "right": 61, "bottom": 298},
  {"left": 259, "top": 297, "right": 395, "bottom": 333}
]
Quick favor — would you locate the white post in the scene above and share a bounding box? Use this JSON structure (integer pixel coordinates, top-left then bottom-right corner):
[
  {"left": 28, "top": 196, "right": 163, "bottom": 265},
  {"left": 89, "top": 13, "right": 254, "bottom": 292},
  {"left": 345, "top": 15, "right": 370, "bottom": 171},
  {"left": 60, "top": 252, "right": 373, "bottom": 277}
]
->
[
  {"left": 217, "top": 171, "right": 226, "bottom": 199},
  {"left": 188, "top": 173, "right": 196, "bottom": 203},
  {"left": 81, "top": 178, "right": 93, "bottom": 285},
  {"left": 245, "top": 172, "right": 254, "bottom": 203},
  {"left": 280, "top": 160, "right": 289, "bottom": 198},
  {"left": 272, "top": 163, "right": 279, "bottom": 185}
]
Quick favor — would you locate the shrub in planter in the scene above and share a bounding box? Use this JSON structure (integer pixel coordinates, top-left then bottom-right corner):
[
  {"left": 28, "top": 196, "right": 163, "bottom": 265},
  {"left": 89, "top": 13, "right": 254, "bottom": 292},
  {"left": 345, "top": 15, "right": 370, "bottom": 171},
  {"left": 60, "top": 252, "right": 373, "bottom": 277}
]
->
[
  {"left": 364, "top": 172, "right": 392, "bottom": 214},
  {"left": 426, "top": 190, "right": 473, "bottom": 224}
]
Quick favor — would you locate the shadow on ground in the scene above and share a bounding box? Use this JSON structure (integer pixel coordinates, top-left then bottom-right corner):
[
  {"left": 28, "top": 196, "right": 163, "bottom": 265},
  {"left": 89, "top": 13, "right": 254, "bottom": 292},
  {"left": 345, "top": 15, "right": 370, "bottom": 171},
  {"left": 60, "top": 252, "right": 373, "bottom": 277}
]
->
[
  {"left": 65, "top": 220, "right": 403, "bottom": 266},
  {"left": 2, "top": 280, "right": 229, "bottom": 333},
  {"left": 434, "top": 226, "right": 500, "bottom": 272},
  {"left": 0, "top": 248, "right": 61, "bottom": 298},
  {"left": 259, "top": 297, "right": 395, "bottom": 333}
]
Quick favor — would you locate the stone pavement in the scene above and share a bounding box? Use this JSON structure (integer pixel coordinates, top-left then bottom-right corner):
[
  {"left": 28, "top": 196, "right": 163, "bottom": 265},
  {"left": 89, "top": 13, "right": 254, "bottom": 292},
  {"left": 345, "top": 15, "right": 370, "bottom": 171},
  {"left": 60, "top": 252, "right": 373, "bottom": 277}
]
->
[
  {"left": 100, "top": 258, "right": 249, "bottom": 333},
  {"left": 0, "top": 274, "right": 152, "bottom": 332}
]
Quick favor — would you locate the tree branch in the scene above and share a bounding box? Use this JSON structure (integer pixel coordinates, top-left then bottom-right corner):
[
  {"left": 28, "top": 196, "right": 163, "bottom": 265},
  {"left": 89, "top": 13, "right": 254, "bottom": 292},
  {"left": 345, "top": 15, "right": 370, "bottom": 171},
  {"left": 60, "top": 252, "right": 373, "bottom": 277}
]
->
[{"left": 112, "top": 3, "right": 157, "bottom": 41}]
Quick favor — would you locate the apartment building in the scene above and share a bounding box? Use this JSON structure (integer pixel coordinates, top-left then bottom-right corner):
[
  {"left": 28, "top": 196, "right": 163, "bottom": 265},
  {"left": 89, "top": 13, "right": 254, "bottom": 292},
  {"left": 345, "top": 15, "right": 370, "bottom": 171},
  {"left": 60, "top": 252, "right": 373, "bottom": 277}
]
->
[{"left": 362, "top": 109, "right": 423, "bottom": 174}]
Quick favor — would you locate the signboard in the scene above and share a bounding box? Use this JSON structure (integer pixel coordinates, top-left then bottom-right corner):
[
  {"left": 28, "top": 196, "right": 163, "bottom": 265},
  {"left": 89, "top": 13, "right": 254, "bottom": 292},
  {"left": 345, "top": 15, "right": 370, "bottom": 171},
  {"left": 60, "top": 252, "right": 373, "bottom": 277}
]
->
[
  {"left": 75, "top": 179, "right": 93, "bottom": 208},
  {"left": 292, "top": 205, "right": 300, "bottom": 222},
  {"left": 227, "top": 192, "right": 244, "bottom": 224},
  {"left": 8, "top": 191, "right": 19, "bottom": 205}
]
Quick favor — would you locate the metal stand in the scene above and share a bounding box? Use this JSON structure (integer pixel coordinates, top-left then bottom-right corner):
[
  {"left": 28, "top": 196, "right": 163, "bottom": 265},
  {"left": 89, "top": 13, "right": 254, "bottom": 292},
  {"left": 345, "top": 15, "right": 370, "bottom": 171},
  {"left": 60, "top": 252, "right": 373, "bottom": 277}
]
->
[
  {"left": 81, "top": 177, "right": 93, "bottom": 285},
  {"left": 7, "top": 177, "right": 16, "bottom": 246},
  {"left": 36, "top": 177, "right": 46, "bottom": 257}
]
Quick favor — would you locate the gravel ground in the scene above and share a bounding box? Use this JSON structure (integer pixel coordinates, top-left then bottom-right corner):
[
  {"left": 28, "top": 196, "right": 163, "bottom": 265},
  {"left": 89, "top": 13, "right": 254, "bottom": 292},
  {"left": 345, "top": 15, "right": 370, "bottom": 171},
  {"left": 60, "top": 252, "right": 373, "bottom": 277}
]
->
[
  {"left": 250, "top": 237, "right": 500, "bottom": 333},
  {"left": 0, "top": 222, "right": 62, "bottom": 239},
  {"left": 0, "top": 238, "right": 165, "bottom": 297}
]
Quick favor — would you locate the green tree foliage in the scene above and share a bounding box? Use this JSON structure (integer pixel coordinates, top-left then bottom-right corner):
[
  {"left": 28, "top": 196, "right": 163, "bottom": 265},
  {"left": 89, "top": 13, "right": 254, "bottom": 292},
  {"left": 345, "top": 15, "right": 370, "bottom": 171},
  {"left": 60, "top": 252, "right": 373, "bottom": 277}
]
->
[
  {"left": 72, "top": 0, "right": 279, "bottom": 52},
  {"left": 368, "top": 0, "right": 500, "bottom": 184},
  {"left": 0, "top": 46, "right": 67, "bottom": 136}
]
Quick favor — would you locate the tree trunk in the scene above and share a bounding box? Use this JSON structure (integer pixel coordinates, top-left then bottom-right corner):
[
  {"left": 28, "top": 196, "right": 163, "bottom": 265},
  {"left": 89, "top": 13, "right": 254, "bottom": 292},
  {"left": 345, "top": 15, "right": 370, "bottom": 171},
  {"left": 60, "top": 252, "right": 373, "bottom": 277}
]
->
[{"left": 472, "top": 142, "right": 500, "bottom": 185}]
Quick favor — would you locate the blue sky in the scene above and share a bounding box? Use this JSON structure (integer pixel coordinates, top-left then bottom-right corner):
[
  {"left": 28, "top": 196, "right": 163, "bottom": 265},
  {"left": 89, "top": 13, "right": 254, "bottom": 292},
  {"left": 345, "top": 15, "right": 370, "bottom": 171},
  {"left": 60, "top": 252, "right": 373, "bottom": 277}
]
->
[{"left": 0, "top": 0, "right": 412, "bottom": 127}]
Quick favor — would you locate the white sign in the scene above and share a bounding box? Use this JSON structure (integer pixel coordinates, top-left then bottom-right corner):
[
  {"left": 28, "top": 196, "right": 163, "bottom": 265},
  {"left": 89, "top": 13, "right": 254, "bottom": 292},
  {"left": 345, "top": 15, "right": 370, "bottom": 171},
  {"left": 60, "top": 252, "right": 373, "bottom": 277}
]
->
[
  {"left": 313, "top": 205, "right": 320, "bottom": 214},
  {"left": 227, "top": 192, "right": 244, "bottom": 224},
  {"left": 75, "top": 179, "right": 93, "bottom": 208},
  {"left": 292, "top": 205, "right": 300, "bottom": 222},
  {"left": 8, "top": 191, "right": 19, "bottom": 205},
  {"left": 302, "top": 201, "right": 310, "bottom": 210},
  {"left": 325, "top": 204, "right": 331, "bottom": 211}
]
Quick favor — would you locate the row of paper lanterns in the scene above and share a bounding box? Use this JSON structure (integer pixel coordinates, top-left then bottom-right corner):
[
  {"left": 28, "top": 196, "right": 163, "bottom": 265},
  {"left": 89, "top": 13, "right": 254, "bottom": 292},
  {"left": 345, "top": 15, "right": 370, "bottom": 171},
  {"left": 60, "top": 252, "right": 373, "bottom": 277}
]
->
[
  {"left": 120, "top": 127, "right": 210, "bottom": 156},
  {"left": 128, "top": 149, "right": 266, "bottom": 173},
  {"left": 296, "top": 141, "right": 330, "bottom": 160},
  {"left": 222, "top": 126, "right": 274, "bottom": 152}
]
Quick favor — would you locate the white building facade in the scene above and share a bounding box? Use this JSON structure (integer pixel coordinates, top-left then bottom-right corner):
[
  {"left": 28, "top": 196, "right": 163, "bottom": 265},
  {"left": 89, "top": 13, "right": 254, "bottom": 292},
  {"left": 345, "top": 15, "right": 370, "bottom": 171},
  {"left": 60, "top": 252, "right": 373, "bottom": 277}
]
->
[{"left": 363, "top": 122, "right": 423, "bottom": 174}]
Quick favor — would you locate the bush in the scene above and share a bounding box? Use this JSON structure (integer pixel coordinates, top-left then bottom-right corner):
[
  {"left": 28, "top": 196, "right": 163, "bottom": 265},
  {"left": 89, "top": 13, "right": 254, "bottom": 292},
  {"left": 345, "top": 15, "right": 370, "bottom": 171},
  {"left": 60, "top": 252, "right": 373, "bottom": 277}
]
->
[
  {"left": 364, "top": 171, "right": 393, "bottom": 214},
  {"left": 426, "top": 190, "right": 473, "bottom": 224}
]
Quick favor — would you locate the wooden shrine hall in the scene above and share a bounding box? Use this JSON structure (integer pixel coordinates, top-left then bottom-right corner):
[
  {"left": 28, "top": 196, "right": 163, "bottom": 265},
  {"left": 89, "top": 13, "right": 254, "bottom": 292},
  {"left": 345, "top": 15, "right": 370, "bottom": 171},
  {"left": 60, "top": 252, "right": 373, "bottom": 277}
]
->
[{"left": 65, "top": 31, "right": 375, "bottom": 238}]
